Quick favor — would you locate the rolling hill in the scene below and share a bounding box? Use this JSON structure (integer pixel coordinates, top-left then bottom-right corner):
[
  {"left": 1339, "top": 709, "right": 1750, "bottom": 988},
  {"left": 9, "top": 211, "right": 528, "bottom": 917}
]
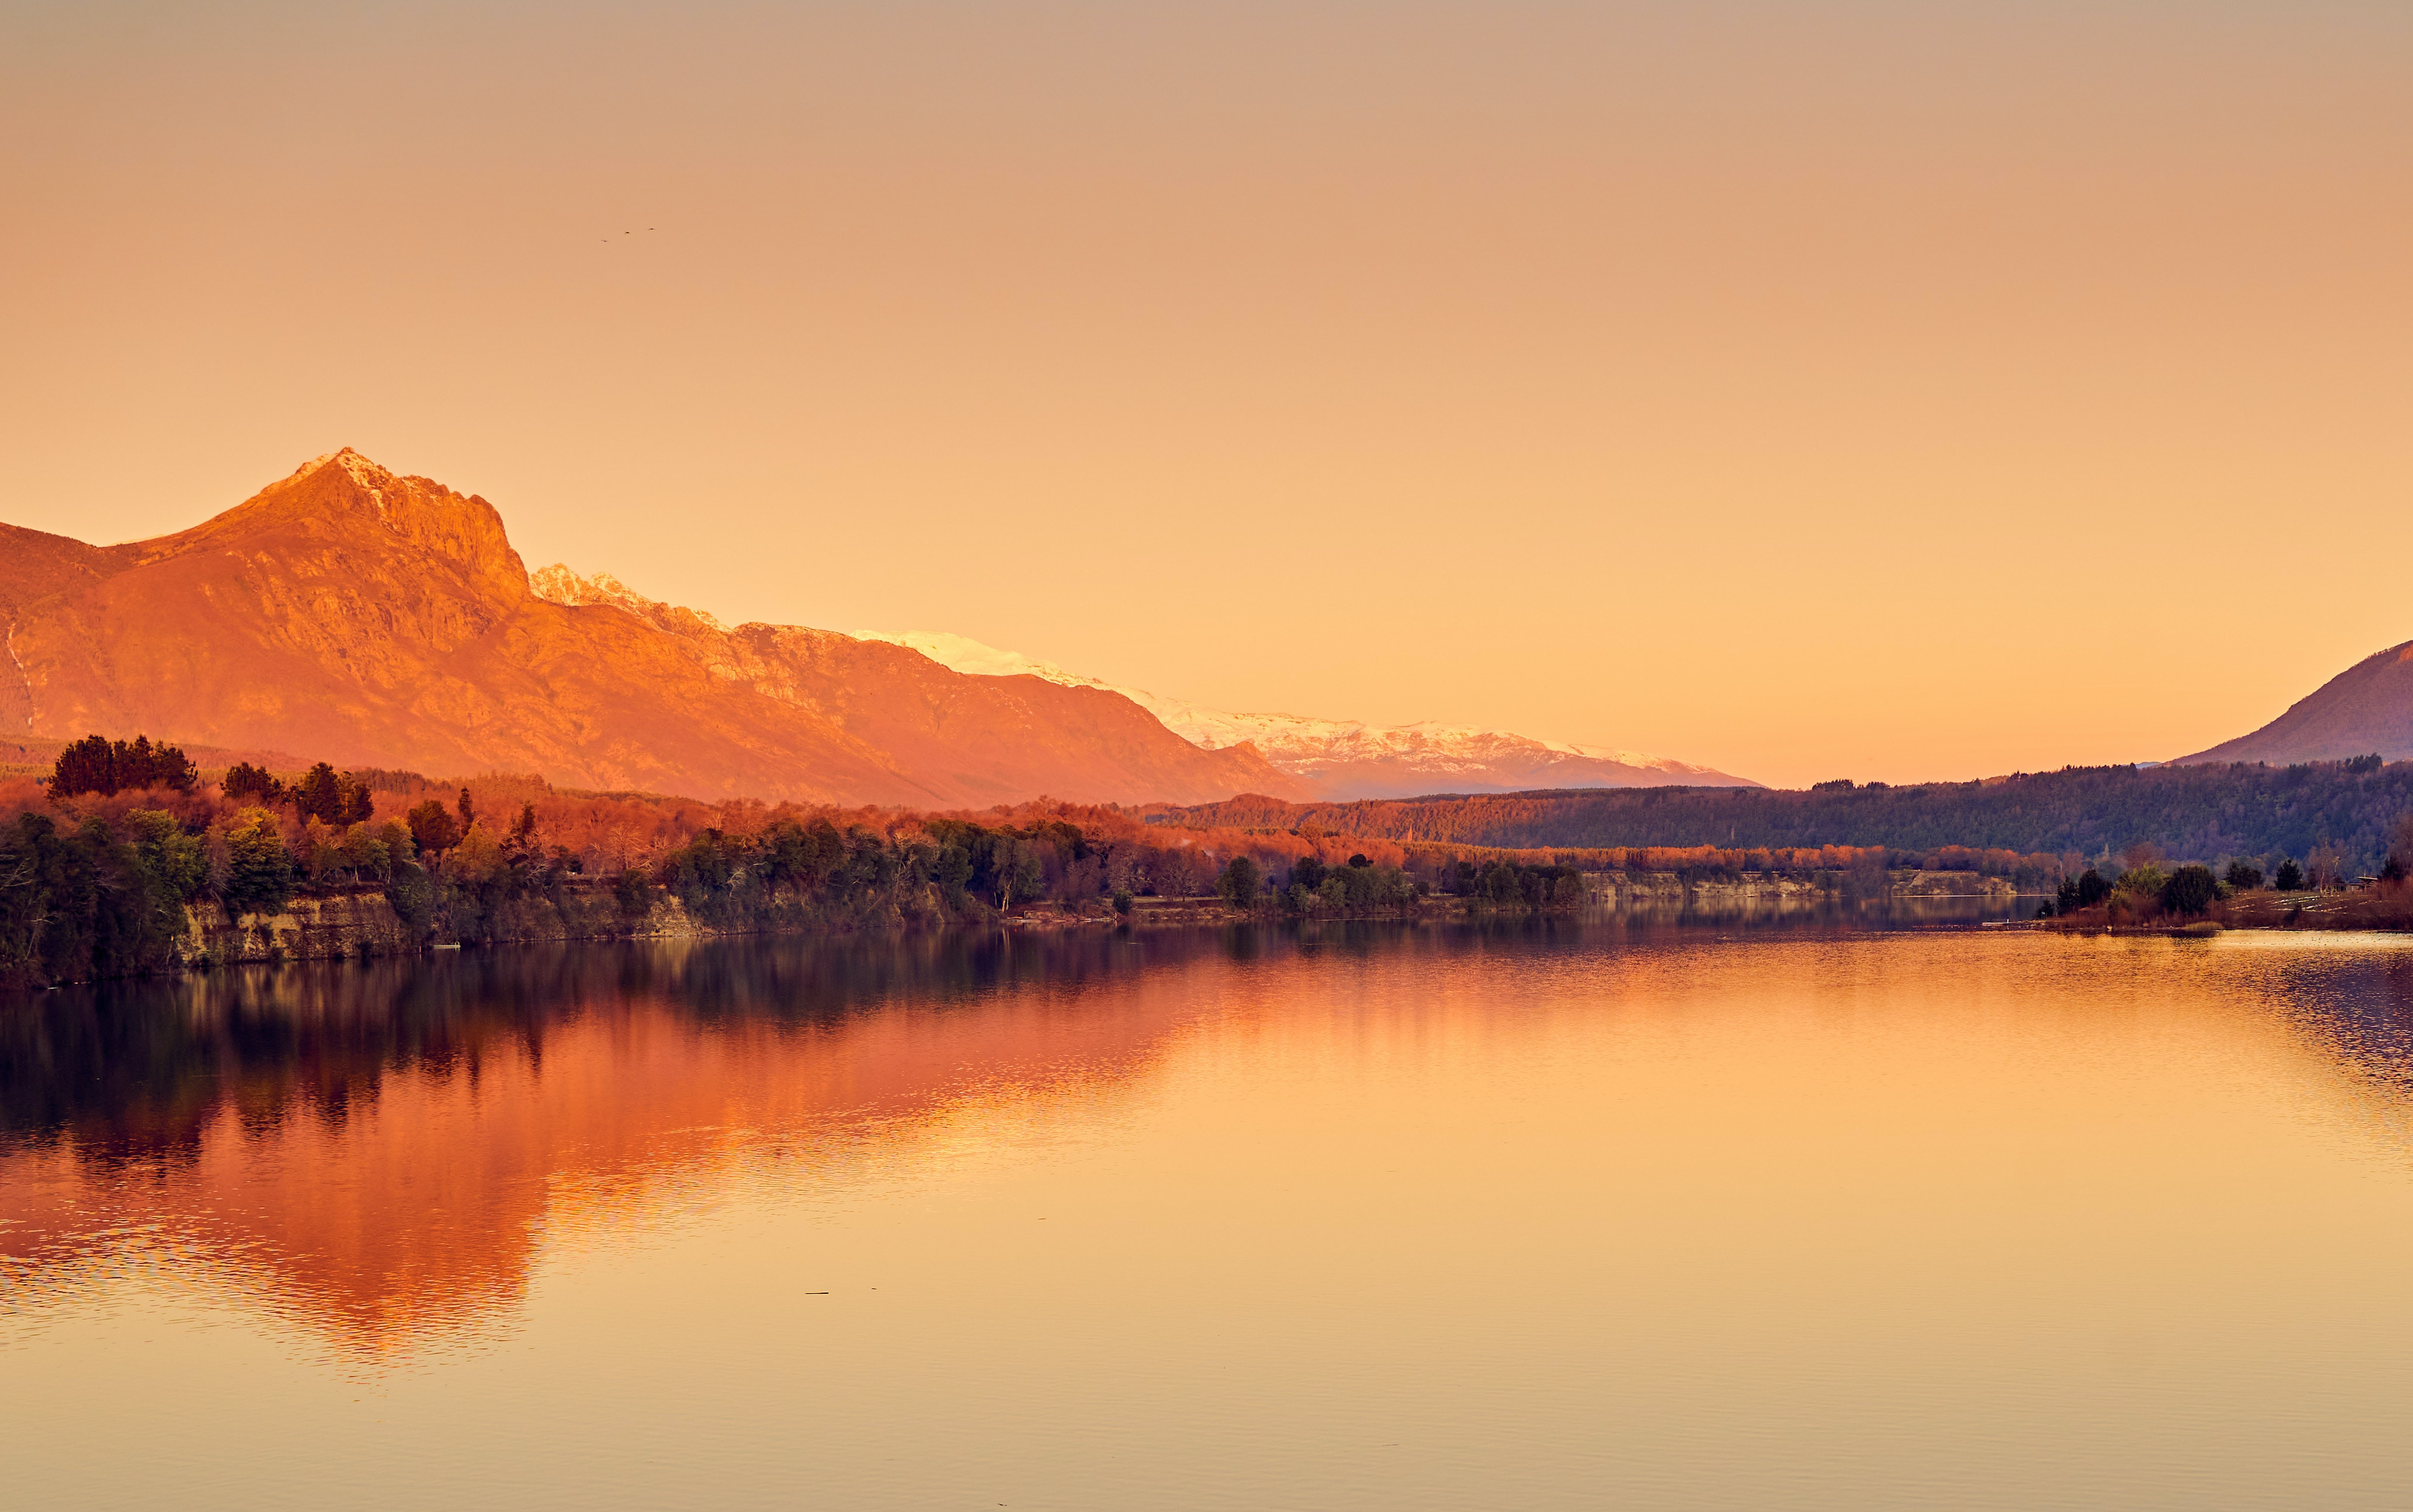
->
[{"left": 2176, "top": 641, "right": 2413, "bottom": 767}]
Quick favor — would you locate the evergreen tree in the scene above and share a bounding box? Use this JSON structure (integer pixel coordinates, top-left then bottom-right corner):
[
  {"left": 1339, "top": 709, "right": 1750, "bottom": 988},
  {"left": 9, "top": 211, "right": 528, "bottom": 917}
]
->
[
  {"left": 407, "top": 799, "right": 463, "bottom": 856},
  {"left": 2160, "top": 865, "right": 2219, "bottom": 916},
  {"left": 223, "top": 762, "right": 284, "bottom": 806},
  {"left": 47, "top": 733, "right": 197, "bottom": 799},
  {"left": 292, "top": 763, "right": 345, "bottom": 824}
]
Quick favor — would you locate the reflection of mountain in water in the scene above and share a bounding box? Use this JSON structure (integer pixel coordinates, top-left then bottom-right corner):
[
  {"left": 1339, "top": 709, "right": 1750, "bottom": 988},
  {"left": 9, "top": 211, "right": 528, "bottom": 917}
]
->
[
  {"left": 23, "top": 920, "right": 2413, "bottom": 1367},
  {"left": 0, "top": 932, "right": 1239, "bottom": 1360}
]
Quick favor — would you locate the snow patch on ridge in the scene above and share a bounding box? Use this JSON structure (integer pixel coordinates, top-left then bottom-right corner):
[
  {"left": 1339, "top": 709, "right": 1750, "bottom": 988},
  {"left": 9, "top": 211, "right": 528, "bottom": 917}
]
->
[
  {"left": 529, "top": 565, "right": 727, "bottom": 631},
  {"left": 293, "top": 447, "right": 394, "bottom": 515},
  {"left": 851, "top": 629, "right": 1746, "bottom": 787}
]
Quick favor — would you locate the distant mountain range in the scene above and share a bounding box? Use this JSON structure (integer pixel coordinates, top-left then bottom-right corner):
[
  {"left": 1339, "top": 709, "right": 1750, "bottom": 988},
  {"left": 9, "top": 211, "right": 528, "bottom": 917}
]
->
[
  {"left": 2176, "top": 640, "right": 2413, "bottom": 767},
  {"left": 0, "top": 449, "right": 1754, "bottom": 806},
  {"left": 37, "top": 448, "right": 2392, "bottom": 806},
  {"left": 851, "top": 631, "right": 1759, "bottom": 798}
]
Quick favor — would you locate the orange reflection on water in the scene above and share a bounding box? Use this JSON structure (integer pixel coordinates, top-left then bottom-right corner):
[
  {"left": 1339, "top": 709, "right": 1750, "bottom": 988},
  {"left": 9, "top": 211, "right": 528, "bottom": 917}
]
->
[{"left": 0, "top": 933, "right": 1210, "bottom": 1359}]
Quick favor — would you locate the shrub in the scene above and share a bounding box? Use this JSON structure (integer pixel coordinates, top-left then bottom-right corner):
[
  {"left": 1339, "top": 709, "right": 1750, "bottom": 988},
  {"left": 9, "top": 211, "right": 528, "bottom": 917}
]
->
[
  {"left": 2223, "top": 861, "right": 2264, "bottom": 890},
  {"left": 2113, "top": 863, "right": 2167, "bottom": 901}
]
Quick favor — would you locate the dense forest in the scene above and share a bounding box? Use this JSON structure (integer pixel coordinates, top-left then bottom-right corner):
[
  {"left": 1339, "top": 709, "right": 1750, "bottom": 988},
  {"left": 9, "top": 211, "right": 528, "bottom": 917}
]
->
[
  {"left": 0, "top": 736, "right": 1586, "bottom": 988},
  {"left": 1166, "top": 760, "right": 2413, "bottom": 876}
]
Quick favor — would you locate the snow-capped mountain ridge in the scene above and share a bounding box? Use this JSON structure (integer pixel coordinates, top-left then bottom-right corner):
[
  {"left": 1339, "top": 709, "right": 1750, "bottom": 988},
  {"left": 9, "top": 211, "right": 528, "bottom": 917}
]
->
[
  {"left": 849, "top": 629, "right": 1758, "bottom": 796},
  {"left": 515, "top": 561, "right": 1754, "bottom": 797}
]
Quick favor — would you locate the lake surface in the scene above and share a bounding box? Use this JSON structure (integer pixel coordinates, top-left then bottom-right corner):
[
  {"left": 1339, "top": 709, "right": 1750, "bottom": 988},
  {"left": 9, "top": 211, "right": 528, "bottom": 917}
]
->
[{"left": 9, "top": 916, "right": 2413, "bottom": 1510}]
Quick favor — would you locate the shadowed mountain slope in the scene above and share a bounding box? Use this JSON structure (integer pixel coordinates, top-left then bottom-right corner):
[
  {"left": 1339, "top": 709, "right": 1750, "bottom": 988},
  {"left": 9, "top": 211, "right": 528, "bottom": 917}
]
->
[
  {"left": 2177, "top": 641, "right": 2413, "bottom": 766},
  {"left": 0, "top": 451, "right": 1300, "bottom": 806}
]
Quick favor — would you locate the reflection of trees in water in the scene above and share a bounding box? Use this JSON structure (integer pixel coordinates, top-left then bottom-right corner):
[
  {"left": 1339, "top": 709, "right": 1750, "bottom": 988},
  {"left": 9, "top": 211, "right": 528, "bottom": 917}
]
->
[
  {"left": 2261, "top": 947, "right": 2413, "bottom": 1099},
  {"left": 0, "top": 909, "right": 2046, "bottom": 1163},
  {"left": 0, "top": 927, "right": 1262, "bottom": 1360},
  {"left": 0, "top": 929, "right": 1240, "bottom": 1163}
]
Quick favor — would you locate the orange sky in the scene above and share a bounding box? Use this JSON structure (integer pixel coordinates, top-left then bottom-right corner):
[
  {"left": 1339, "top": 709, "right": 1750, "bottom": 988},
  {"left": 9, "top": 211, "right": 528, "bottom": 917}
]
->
[{"left": 2, "top": 2, "right": 2407, "bottom": 788}]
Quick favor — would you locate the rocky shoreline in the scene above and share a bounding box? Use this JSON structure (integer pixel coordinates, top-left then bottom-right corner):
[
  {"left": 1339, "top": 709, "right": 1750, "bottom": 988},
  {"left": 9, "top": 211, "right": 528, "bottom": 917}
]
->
[{"left": 158, "top": 888, "right": 1568, "bottom": 972}]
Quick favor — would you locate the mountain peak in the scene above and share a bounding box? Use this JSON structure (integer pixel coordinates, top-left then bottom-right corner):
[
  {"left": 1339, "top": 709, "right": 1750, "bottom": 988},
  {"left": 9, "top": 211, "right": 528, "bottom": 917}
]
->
[
  {"left": 252, "top": 447, "right": 408, "bottom": 523},
  {"left": 292, "top": 445, "right": 388, "bottom": 483}
]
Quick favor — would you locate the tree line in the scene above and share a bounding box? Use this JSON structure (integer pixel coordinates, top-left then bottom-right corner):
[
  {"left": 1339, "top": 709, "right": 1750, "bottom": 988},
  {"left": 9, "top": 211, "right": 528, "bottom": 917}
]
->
[
  {"left": 0, "top": 737, "right": 1599, "bottom": 988},
  {"left": 1167, "top": 759, "right": 2413, "bottom": 879}
]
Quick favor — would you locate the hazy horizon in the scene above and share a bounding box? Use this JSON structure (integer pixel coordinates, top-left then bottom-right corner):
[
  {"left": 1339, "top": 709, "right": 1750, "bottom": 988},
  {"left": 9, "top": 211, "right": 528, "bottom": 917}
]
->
[{"left": 5, "top": 1, "right": 2407, "bottom": 789}]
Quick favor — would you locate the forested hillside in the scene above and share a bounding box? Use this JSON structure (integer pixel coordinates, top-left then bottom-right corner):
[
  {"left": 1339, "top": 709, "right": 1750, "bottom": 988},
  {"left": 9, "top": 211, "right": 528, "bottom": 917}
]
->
[{"left": 1165, "top": 760, "right": 2413, "bottom": 875}]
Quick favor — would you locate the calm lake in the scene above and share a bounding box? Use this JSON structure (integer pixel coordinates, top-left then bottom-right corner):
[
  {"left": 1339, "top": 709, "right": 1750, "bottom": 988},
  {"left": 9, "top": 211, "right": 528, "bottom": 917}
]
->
[{"left": 9, "top": 914, "right": 2413, "bottom": 1510}]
